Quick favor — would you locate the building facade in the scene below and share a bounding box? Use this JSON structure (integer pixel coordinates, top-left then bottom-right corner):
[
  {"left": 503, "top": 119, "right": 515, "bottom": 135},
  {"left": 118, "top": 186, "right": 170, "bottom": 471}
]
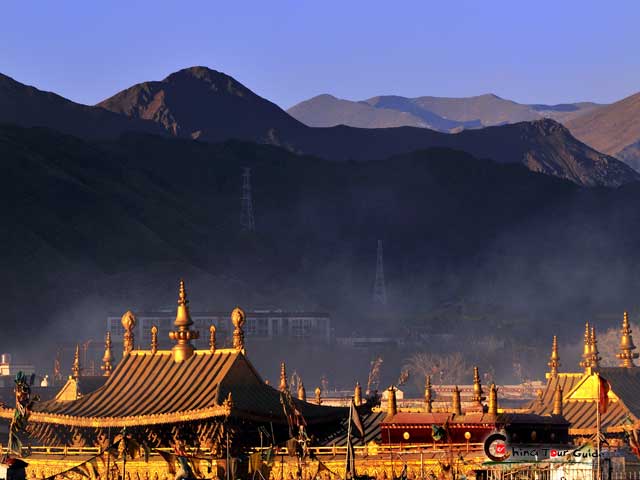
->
[{"left": 106, "top": 309, "right": 331, "bottom": 350}]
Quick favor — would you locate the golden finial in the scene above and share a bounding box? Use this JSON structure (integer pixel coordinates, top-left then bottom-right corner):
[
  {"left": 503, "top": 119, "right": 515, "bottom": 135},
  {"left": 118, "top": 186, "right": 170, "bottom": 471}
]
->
[
  {"left": 279, "top": 362, "right": 288, "bottom": 392},
  {"left": 231, "top": 307, "right": 245, "bottom": 352},
  {"left": 209, "top": 325, "right": 217, "bottom": 353},
  {"left": 101, "top": 332, "right": 113, "bottom": 377},
  {"left": 354, "top": 381, "right": 362, "bottom": 406},
  {"left": 72, "top": 344, "right": 81, "bottom": 379},
  {"left": 150, "top": 325, "right": 158, "bottom": 354},
  {"left": 488, "top": 383, "right": 498, "bottom": 415},
  {"left": 617, "top": 311, "right": 639, "bottom": 368},
  {"left": 315, "top": 387, "right": 322, "bottom": 405},
  {"left": 425, "top": 375, "right": 433, "bottom": 413},
  {"left": 387, "top": 386, "right": 397, "bottom": 417},
  {"left": 548, "top": 335, "right": 560, "bottom": 377},
  {"left": 121, "top": 310, "right": 137, "bottom": 355},
  {"left": 169, "top": 279, "right": 199, "bottom": 362},
  {"left": 590, "top": 326, "right": 601, "bottom": 369},
  {"left": 552, "top": 384, "right": 563, "bottom": 416},
  {"left": 472, "top": 366, "right": 484, "bottom": 405},
  {"left": 298, "top": 381, "right": 306, "bottom": 401},
  {"left": 579, "top": 321, "right": 592, "bottom": 372},
  {"left": 452, "top": 385, "right": 462, "bottom": 415}
]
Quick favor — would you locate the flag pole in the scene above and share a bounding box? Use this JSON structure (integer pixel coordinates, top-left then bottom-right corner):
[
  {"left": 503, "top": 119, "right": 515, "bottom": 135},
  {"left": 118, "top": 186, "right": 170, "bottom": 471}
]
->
[{"left": 596, "top": 373, "right": 601, "bottom": 480}]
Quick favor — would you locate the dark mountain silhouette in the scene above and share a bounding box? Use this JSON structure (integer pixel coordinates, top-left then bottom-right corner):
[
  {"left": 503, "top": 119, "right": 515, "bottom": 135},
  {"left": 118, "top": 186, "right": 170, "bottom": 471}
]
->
[
  {"left": 566, "top": 91, "right": 640, "bottom": 171},
  {"left": 96, "top": 67, "right": 635, "bottom": 187},
  {"left": 0, "top": 73, "right": 165, "bottom": 139},
  {"left": 4, "top": 124, "right": 640, "bottom": 378},
  {"left": 288, "top": 93, "right": 602, "bottom": 130}
]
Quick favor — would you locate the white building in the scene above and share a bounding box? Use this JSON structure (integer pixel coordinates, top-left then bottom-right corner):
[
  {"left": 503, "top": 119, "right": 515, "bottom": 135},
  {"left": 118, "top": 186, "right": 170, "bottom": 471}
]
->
[{"left": 106, "top": 309, "right": 332, "bottom": 349}]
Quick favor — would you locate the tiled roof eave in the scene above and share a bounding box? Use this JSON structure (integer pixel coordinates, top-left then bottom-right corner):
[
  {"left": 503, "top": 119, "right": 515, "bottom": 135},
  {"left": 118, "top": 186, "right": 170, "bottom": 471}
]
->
[{"left": 0, "top": 405, "right": 231, "bottom": 428}]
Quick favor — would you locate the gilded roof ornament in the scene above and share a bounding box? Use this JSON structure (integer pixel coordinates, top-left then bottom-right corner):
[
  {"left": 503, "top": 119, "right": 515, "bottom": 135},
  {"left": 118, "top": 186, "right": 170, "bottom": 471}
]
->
[
  {"left": 472, "top": 366, "right": 485, "bottom": 405},
  {"left": 72, "top": 344, "right": 81, "bottom": 380},
  {"left": 354, "top": 381, "right": 362, "bottom": 406},
  {"left": 315, "top": 386, "right": 322, "bottom": 405},
  {"left": 452, "top": 385, "right": 462, "bottom": 415},
  {"left": 387, "top": 385, "right": 398, "bottom": 417},
  {"left": 548, "top": 335, "right": 560, "bottom": 377},
  {"left": 150, "top": 325, "right": 158, "bottom": 354},
  {"left": 231, "top": 307, "right": 245, "bottom": 352},
  {"left": 209, "top": 325, "right": 217, "bottom": 353},
  {"left": 279, "top": 362, "right": 288, "bottom": 392},
  {"left": 425, "top": 375, "right": 433, "bottom": 413},
  {"left": 552, "top": 384, "right": 563, "bottom": 416},
  {"left": 101, "top": 332, "right": 113, "bottom": 377},
  {"left": 169, "top": 279, "right": 199, "bottom": 362},
  {"left": 121, "top": 310, "right": 136, "bottom": 355},
  {"left": 298, "top": 380, "right": 306, "bottom": 402},
  {"left": 579, "top": 321, "right": 592, "bottom": 372},
  {"left": 617, "top": 311, "right": 639, "bottom": 368},
  {"left": 488, "top": 383, "right": 498, "bottom": 415}
]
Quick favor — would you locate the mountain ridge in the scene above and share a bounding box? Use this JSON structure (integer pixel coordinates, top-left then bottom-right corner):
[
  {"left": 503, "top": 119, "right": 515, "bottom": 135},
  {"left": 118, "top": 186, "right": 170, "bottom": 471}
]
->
[{"left": 95, "top": 66, "right": 636, "bottom": 187}]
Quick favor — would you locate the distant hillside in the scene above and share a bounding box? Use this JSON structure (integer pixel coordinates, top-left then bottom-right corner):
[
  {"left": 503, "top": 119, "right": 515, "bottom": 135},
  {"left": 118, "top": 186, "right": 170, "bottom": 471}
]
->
[
  {"left": 565, "top": 91, "right": 640, "bottom": 170},
  {"left": 96, "top": 67, "right": 635, "bottom": 187},
  {"left": 4, "top": 124, "right": 640, "bottom": 375},
  {"left": 0, "top": 73, "right": 164, "bottom": 139},
  {"left": 288, "top": 92, "right": 602, "bottom": 131}
]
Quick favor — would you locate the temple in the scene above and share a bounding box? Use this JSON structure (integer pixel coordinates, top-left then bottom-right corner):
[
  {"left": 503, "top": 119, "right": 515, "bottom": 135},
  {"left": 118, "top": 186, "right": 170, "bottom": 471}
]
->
[
  {"left": 0, "top": 281, "right": 347, "bottom": 454},
  {"left": 530, "top": 312, "right": 640, "bottom": 441}
]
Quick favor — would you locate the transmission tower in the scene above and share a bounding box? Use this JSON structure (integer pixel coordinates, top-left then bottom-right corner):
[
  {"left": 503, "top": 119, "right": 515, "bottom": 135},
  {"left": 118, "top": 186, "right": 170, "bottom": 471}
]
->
[
  {"left": 373, "top": 239, "right": 387, "bottom": 306},
  {"left": 240, "top": 167, "right": 255, "bottom": 232}
]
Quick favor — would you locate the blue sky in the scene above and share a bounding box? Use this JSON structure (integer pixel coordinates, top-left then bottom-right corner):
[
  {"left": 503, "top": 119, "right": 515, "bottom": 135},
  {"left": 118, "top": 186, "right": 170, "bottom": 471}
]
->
[{"left": 2, "top": 0, "right": 638, "bottom": 108}]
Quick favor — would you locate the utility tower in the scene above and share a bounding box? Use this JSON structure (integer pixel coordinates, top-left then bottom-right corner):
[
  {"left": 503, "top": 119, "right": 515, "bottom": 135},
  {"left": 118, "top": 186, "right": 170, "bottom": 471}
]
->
[
  {"left": 240, "top": 167, "right": 255, "bottom": 232},
  {"left": 373, "top": 239, "right": 387, "bottom": 306}
]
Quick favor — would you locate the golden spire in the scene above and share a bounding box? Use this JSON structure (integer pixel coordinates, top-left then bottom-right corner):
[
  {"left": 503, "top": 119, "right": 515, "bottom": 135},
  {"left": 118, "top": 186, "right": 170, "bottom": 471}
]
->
[
  {"left": 209, "top": 325, "right": 217, "bottom": 353},
  {"left": 279, "top": 362, "right": 288, "bottom": 392},
  {"left": 425, "top": 375, "right": 433, "bottom": 413},
  {"left": 590, "top": 326, "right": 601, "bottom": 369},
  {"left": 552, "top": 384, "right": 563, "bottom": 416},
  {"left": 488, "top": 383, "right": 498, "bottom": 415},
  {"left": 101, "top": 332, "right": 113, "bottom": 377},
  {"left": 354, "top": 381, "right": 362, "bottom": 406},
  {"left": 231, "top": 307, "right": 245, "bottom": 352},
  {"left": 315, "top": 387, "right": 322, "bottom": 405},
  {"left": 121, "top": 310, "right": 137, "bottom": 355},
  {"left": 472, "top": 366, "right": 484, "bottom": 405},
  {"left": 452, "top": 386, "right": 462, "bottom": 415},
  {"left": 579, "top": 321, "right": 592, "bottom": 372},
  {"left": 150, "top": 325, "right": 158, "bottom": 354},
  {"left": 298, "top": 381, "right": 306, "bottom": 401},
  {"left": 617, "top": 311, "right": 639, "bottom": 368},
  {"left": 72, "top": 344, "right": 81, "bottom": 379},
  {"left": 169, "top": 279, "right": 199, "bottom": 362},
  {"left": 548, "top": 335, "right": 560, "bottom": 377},
  {"left": 387, "top": 386, "right": 397, "bottom": 417}
]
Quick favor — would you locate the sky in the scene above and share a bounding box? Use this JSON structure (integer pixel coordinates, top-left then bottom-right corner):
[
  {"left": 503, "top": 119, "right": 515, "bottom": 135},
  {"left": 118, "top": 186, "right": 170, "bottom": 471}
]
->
[{"left": 1, "top": 0, "right": 639, "bottom": 109}]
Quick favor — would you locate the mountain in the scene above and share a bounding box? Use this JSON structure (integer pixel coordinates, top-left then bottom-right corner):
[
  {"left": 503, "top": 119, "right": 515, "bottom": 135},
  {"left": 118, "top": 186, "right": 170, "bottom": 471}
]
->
[
  {"left": 97, "top": 66, "right": 305, "bottom": 142},
  {"left": 0, "top": 73, "right": 164, "bottom": 139},
  {"left": 4, "top": 124, "right": 640, "bottom": 381},
  {"left": 287, "top": 94, "right": 432, "bottom": 129},
  {"left": 565, "top": 91, "right": 640, "bottom": 170},
  {"left": 288, "top": 93, "right": 602, "bottom": 131},
  {"left": 96, "top": 67, "right": 635, "bottom": 187}
]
